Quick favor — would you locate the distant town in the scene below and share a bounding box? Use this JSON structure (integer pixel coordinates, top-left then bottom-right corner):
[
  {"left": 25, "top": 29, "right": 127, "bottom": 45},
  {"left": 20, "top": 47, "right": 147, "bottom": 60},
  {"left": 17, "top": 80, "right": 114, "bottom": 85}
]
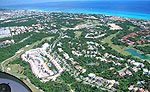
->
[{"left": 0, "top": 9, "right": 149, "bottom": 92}]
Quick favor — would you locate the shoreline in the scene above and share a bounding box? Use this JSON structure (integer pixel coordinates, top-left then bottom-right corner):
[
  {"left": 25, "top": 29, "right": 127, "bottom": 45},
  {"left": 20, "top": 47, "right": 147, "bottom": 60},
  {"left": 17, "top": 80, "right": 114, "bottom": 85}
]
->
[{"left": 0, "top": 8, "right": 150, "bottom": 21}]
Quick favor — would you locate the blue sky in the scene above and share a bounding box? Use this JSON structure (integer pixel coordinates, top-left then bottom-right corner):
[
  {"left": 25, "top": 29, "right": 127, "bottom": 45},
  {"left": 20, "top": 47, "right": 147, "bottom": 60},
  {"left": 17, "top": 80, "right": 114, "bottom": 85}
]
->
[{"left": 0, "top": 0, "right": 146, "bottom": 6}]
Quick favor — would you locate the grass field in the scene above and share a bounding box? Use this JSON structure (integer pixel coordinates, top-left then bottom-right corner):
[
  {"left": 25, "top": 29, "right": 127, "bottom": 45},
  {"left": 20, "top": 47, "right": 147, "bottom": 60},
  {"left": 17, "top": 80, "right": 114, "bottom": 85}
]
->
[
  {"left": 6, "top": 63, "right": 40, "bottom": 92},
  {"left": 102, "top": 33, "right": 150, "bottom": 62},
  {"left": 74, "top": 31, "right": 82, "bottom": 38},
  {"left": 102, "top": 33, "right": 130, "bottom": 56},
  {"left": 7, "top": 64, "right": 23, "bottom": 74}
]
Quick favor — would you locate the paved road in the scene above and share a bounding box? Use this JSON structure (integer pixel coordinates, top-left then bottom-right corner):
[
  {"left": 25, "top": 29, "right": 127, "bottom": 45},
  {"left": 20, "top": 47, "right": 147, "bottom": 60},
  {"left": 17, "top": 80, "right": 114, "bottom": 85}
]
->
[{"left": 49, "top": 31, "right": 63, "bottom": 53}]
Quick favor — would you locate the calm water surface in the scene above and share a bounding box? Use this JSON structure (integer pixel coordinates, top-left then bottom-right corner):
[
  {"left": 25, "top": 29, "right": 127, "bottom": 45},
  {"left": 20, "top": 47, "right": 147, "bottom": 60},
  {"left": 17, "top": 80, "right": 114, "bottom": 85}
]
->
[
  {"left": 125, "top": 49, "right": 150, "bottom": 60},
  {"left": 0, "top": 1, "right": 150, "bottom": 20}
]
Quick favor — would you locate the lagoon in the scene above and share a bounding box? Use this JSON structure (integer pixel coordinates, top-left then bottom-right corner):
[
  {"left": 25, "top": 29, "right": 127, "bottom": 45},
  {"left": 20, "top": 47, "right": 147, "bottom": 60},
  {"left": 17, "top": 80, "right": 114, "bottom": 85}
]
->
[{"left": 125, "top": 49, "right": 150, "bottom": 60}]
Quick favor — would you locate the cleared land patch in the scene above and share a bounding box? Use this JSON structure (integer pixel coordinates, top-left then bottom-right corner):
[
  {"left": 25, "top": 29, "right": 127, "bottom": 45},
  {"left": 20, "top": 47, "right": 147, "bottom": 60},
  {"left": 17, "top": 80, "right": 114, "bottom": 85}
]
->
[{"left": 74, "top": 31, "right": 82, "bottom": 38}]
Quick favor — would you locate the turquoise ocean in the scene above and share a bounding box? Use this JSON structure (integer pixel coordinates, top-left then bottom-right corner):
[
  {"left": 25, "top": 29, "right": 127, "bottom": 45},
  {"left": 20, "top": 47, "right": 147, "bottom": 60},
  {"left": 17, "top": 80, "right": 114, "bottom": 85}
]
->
[{"left": 0, "top": 1, "right": 150, "bottom": 20}]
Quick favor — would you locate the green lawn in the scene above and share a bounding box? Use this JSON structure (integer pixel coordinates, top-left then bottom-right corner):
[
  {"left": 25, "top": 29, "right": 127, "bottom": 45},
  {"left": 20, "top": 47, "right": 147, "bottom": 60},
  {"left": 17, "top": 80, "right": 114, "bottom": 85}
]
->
[
  {"left": 102, "top": 33, "right": 130, "bottom": 56},
  {"left": 74, "top": 31, "right": 82, "bottom": 38}
]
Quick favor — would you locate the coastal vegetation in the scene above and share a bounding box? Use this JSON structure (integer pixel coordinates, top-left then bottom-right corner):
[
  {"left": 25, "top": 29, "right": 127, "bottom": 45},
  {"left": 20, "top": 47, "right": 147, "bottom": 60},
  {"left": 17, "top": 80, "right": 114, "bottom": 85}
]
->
[{"left": 0, "top": 10, "right": 149, "bottom": 92}]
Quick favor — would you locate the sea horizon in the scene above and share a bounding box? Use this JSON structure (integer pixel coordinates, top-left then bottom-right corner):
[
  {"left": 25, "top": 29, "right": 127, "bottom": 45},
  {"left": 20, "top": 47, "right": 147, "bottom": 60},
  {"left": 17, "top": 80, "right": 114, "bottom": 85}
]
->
[{"left": 0, "top": 1, "right": 150, "bottom": 20}]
